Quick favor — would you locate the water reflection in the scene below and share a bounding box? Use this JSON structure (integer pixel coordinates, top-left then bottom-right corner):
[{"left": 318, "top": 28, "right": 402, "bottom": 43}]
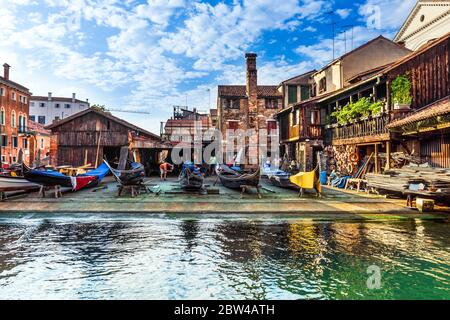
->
[{"left": 0, "top": 215, "right": 448, "bottom": 299}]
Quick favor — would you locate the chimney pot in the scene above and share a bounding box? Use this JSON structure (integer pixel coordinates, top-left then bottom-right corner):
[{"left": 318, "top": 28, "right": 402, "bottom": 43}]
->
[
  {"left": 72, "top": 93, "right": 76, "bottom": 103},
  {"left": 48, "top": 92, "right": 52, "bottom": 101},
  {"left": 3, "top": 63, "right": 10, "bottom": 80}
]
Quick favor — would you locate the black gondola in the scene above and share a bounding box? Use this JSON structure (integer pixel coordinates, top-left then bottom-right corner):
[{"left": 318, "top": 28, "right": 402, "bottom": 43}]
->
[
  {"left": 215, "top": 164, "right": 260, "bottom": 189},
  {"left": 179, "top": 163, "right": 204, "bottom": 190},
  {"left": 23, "top": 164, "right": 73, "bottom": 188},
  {"left": 104, "top": 160, "right": 145, "bottom": 185}
]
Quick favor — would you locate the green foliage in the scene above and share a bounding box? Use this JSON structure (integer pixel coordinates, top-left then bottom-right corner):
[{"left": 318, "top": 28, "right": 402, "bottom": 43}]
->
[
  {"left": 91, "top": 104, "right": 107, "bottom": 111},
  {"left": 331, "top": 97, "right": 383, "bottom": 125},
  {"left": 391, "top": 74, "right": 412, "bottom": 105}
]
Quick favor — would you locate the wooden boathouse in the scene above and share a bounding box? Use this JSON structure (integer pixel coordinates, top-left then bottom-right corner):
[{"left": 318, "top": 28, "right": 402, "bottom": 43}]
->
[{"left": 46, "top": 107, "right": 171, "bottom": 174}]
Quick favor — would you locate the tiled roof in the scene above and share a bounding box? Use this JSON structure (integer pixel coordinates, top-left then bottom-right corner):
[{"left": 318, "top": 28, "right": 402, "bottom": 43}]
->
[
  {"left": 387, "top": 96, "right": 450, "bottom": 128},
  {"left": 31, "top": 96, "right": 89, "bottom": 104},
  {"left": 28, "top": 120, "right": 51, "bottom": 135},
  {"left": 218, "top": 85, "right": 281, "bottom": 97},
  {"left": 0, "top": 76, "right": 30, "bottom": 93}
]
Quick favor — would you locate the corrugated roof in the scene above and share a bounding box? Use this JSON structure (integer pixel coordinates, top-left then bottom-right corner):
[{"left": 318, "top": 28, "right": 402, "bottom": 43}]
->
[
  {"left": 387, "top": 96, "right": 450, "bottom": 128},
  {"left": 218, "top": 85, "right": 281, "bottom": 97}
]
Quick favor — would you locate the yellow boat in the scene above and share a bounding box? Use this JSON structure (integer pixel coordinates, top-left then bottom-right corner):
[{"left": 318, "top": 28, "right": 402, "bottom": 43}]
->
[{"left": 289, "top": 166, "right": 321, "bottom": 197}]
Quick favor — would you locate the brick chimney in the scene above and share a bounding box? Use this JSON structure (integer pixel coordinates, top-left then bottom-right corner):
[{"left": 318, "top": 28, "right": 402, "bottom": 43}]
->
[
  {"left": 245, "top": 53, "right": 258, "bottom": 114},
  {"left": 3, "top": 63, "right": 10, "bottom": 80}
]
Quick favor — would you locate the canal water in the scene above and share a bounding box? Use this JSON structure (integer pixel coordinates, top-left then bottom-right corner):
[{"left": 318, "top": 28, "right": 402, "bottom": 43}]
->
[{"left": 0, "top": 213, "right": 448, "bottom": 299}]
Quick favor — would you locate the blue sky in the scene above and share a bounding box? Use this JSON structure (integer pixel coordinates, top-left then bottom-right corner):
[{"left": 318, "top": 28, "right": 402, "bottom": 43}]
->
[{"left": 0, "top": 0, "right": 417, "bottom": 133}]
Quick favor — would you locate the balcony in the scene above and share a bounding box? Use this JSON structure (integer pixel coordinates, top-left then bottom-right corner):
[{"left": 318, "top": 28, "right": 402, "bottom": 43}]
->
[
  {"left": 303, "top": 124, "right": 322, "bottom": 140},
  {"left": 325, "top": 113, "right": 390, "bottom": 145}
]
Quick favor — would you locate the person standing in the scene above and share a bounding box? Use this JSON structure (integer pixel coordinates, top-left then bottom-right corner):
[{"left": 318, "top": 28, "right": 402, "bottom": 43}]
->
[
  {"left": 208, "top": 155, "right": 217, "bottom": 176},
  {"left": 160, "top": 162, "right": 174, "bottom": 181}
]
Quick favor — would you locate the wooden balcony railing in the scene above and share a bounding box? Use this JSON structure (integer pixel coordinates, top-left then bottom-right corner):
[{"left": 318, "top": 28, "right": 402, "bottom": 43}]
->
[
  {"left": 326, "top": 113, "right": 390, "bottom": 142},
  {"left": 303, "top": 125, "right": 322, "bottom": 139}
]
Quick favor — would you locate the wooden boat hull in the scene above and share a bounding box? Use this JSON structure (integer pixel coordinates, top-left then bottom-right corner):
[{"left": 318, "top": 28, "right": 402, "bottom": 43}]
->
[
  {"left": 0, "top": 176, "right": 39, "bottom": 189},
  {"left": 216, "top": 165, "right": 260, "bottom": 189},
  {"left": 268, "top": 174, "right": 294, "bottom": 188},
  {"left": 24, "top": 170, "right": 73, "bottom": 188},
  {"left": 105, "top": 161, "right": 145, "bottom": 185},
  {"left": 179, "top": 170, "right": 204, "bottom": 190}
]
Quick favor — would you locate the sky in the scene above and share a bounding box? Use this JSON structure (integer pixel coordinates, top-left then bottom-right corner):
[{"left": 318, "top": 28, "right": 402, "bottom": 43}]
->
[{"left": 0, "top": 0, "right": 417, "bottom": 134}]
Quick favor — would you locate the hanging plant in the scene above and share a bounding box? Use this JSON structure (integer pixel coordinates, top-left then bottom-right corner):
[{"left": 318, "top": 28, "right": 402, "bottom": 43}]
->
[
  {"left": 331, "top": 97, "right": 384, "bottom": 125},
  {"left": 391, "top": 74, "right": 412, "bottom": 106}
]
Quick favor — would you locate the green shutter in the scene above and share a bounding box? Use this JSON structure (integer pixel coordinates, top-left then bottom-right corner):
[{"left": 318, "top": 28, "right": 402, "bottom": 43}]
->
[
  {"left": 288, "top": 86, "right": 297, "bottom": 104},
  {"left": 301, "top": 86, "right": 310, "bottom": 101}
]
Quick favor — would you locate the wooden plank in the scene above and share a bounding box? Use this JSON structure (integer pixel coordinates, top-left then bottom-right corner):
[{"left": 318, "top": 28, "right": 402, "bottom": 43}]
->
[{"left": 118, "top": 146, "right": 129, "bottom": 170}]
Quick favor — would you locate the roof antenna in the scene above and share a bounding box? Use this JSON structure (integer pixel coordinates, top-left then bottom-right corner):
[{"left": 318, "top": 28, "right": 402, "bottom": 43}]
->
[{"left": 326, "top": 11, "right": 336, "bottom": 60}]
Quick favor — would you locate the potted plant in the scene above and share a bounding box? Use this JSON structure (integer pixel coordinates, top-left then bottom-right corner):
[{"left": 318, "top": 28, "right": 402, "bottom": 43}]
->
[{"left": 392, "top": 74, "right": 412, "bottom": 110}]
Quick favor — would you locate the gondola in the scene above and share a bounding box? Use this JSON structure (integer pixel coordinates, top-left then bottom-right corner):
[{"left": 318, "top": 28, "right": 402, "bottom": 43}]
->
[
  {"left": 179, "top": 163, "right": 204, "bottom": 190},
  {"left": 0, "top": 175, "right": 39, "bottom": 189},
  {"left": 262, "top": 163, "right": 293, "bottom": 188},
  {"left": 215, "top": 164, "right": 260, "bottom": 189},
  {"left": 104, "top": 160, "right": 145, "bottom": 185},
  {"left": 22, "top": 162, "right": 110, "bottom": 191}
]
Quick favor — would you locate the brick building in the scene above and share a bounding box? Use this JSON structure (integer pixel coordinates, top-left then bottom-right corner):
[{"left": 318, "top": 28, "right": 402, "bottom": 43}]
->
[
  {"left": 217, "top": 53, "right": 282, "bottom": 166},
  {"left": 0, "top": 63, "right": 31, "bottom": 167}
]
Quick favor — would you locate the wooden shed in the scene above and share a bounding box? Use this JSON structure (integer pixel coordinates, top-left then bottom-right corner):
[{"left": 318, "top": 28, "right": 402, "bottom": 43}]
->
[{"left": 46, "top": 108, "right": 171, "bottom": 173}]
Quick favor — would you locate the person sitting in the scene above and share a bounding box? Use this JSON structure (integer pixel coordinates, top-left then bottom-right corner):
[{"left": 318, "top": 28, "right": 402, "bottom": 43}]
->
[{"left": 160, "top": 162, "right": 174, "bottom": 181}]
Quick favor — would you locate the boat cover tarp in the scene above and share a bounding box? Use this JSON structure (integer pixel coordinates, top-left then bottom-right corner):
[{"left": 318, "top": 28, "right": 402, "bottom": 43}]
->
[{"left": 80, "top": 163, "right": 110, "bottom": 181}]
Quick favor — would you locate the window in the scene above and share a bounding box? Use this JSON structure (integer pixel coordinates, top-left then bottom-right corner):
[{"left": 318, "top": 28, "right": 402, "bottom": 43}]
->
[
  {"left": 319, "top": 77, "right": 327, "bottom": 94},
  {"left": 30, "top": 102, "right": 35, "bottom": 107},
  {"left": 288, "top": 86, "right": 297, "bottom": 104},
  {"left": 30, "top": 115, "right": 35, "bottom": 122},
  {"left": 65, "top": 104, "right": 71, "bottom": 109},
  {"left": 1, "top": 155, "right": 5, "bottom": 162},
  {"left": 12, "top": 136, "right": 18, "bottom": 148},
  {"left": 40, "top": 102, "right": 46, "bottom": 107},
  {"left": 228, "top": 120, "right": 239, "bottom": 130},
  {"left": 22, "top": 138, "right": 28, "bottom": 149},
  {"left": 12, "top": 156, "right": 17, "bottom": 163},
  {"left": 1, "top": 135, "right": 7, "bottom": 147},
  {"left": 300, "top": 86, "right": 310, "bottom": 101},
  {"left": 11, "top": 111, "right": 16, "bottom": 128},
  {"left": 310, "top": 83, "right": 317, "bottom": 97},
  {"left": 0, "top": 87, "right": 4, "bottom": 96},
  {"left": 38, "top": 116, "right": 46, "bottom": 125},
  {"left": 11, "top": 92, "right": 16, "bottom": 101},
  {"left": 223, "top": 99, "right": 240, "bottom": 109},
  {"left": 55, "top": 103, "right": 60, "bottom": 108},
  {"left": 265, "top": 98, "right": 279, "bottom": 109},
  {"left": 40, "top": 138, "right": 44, "bottom": 149},
  {"left": 0, "top": 108, "right": 4, "bottom": 125},
  {"left": 311, "top": 109, "right": 320, "bottom": 125},
  {"left": 267, "top": 120, "right": 277, "bottom": 132},
  {"left": 19, "top": 96, "right": 27, "bottom": 104}
]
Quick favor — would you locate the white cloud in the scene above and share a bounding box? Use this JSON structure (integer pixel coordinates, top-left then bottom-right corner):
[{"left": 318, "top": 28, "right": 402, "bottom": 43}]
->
[
  {"left": 136, "top": 0, "right": 186, "bottom": 27},
  {"left": 336, "top": 8, "right": 352, "bottom": 19},
  {"left": 358, "top": 0, "right": 416, "bottom": 30},
  {"left": 295, "top": 26, "right": 384, "bottom": 66},
  {"left": 160, "top": 0, "right": 331, "bottom": 71},
  {"left": 303, "top": 26, "right": 317, "bottom": 32}
]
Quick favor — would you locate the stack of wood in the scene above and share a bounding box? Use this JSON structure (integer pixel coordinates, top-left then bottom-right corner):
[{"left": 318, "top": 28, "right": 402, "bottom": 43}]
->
[{"left": 367, "top": 166, "right": 450, "bottom": 195}]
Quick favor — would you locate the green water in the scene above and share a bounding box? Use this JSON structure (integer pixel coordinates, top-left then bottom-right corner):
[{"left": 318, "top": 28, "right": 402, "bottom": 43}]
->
[{"left": 0, "top": 213, "right": 448, "bottom": 299}]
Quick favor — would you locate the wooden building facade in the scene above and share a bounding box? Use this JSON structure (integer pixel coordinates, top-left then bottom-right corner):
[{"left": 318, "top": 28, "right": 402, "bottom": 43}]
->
[{"left": 46, "top": 108, "right": 171, "bottom": 174}]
